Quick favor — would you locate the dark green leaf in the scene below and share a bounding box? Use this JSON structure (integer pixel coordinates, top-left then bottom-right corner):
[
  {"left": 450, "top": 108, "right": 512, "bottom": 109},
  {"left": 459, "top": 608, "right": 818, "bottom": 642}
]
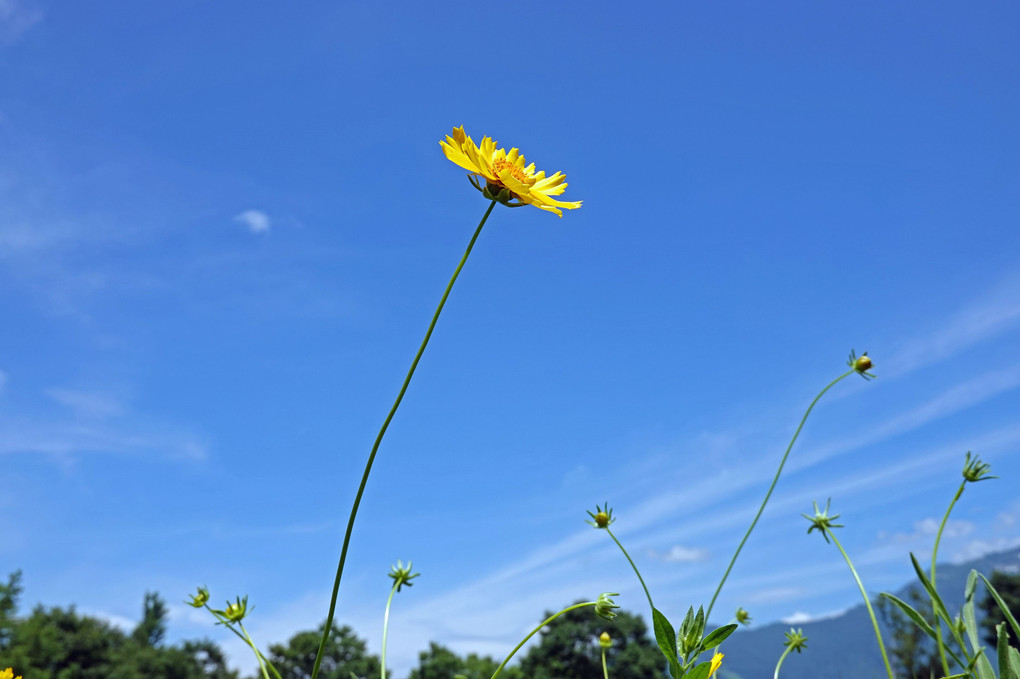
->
[{"left": 701, "top": 624, "right": 737, "bottom": 652}]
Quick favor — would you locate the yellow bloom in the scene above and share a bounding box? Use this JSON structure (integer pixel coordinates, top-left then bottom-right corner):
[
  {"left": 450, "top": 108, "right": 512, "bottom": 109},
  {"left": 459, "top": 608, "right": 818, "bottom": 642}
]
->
[
  {"left": 709, "top": 650, "right": 723, "bottom": 677},
  {"left": 440, "top": 126, "right": 581, "bottom": 217},
  {"left": 2, "top": 668, "right": 22, "bottom": 679}
]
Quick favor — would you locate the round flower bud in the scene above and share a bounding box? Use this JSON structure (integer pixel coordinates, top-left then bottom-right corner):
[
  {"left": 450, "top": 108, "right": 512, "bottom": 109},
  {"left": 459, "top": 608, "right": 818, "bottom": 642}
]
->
[{"left": 599, "top": 631, "right": 612, "bottom": 649}]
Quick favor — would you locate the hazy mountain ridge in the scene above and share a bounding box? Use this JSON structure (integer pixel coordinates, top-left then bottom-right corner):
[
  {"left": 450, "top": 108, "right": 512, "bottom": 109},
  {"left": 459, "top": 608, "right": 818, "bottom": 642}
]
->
[{"left": 716, "top": 546, "right": 1020, "bottom": 679}]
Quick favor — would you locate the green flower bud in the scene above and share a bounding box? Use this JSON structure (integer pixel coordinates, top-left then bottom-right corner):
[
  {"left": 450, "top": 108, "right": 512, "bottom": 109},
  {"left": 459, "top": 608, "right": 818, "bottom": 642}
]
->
[
  {"left": 388, "top": 560, "right": 421, "bottom": 592},
  {"left": 599, "top": 631, "right": 612, "bottom": 649},
  {"left": 802, "top": 498, "right": 844, "bottom": 543},
  {"left": 186, "top": 586, "right": 210, "bottom": 608},
  {"left": 783, "top": 628, "right": 808, "bottom": 653},
  {"left": 595, "top": 593, "right": 621, "bottom": 621},
  {"left": 847, "top": 350, "right": 875, "bottom": 380},
  {"left": 961, "top": 451, "right": 996, "bottom": 484},
  {"left": 586, "top": 503, "right": 616, "bottom": 529},
  {"left": 222, "top": 595, "right": 250, "bottom": 623}
]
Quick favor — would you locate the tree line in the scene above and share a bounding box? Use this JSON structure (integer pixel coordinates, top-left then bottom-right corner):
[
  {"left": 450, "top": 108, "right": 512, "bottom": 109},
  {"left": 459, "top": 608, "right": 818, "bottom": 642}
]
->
[{"left": 3, "top": 569, "right": 1018, "bottom": 679}]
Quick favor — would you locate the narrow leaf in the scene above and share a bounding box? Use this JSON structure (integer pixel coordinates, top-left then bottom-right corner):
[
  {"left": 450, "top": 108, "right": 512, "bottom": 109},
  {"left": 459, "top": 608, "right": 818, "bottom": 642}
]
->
[
  {"left": 879, "top": 593, "right": 967, "bottom": 668},
  {"left": 998, "top": 623, "right": 1016, "bottom": 679},
  {"left": 1007, "top": 647, "right": 1020, "bottom": 679},
  {"left": 979, "top": 572, "right": 1020, "bottom": 642},
  {"left": 701, "top": 624, "right": 738, "bottom": 651},
  {"left": 910, "top": 553, "right": 954, "bottom": 627},
  {"left": 684, "top": 660, "right": 711, "bottom": 679},
  {"left": 965, "top": 569, "right": 978, "bottom": 600},
  {"left": 653, "top": 607, "right": 682, "bottom": 679}
]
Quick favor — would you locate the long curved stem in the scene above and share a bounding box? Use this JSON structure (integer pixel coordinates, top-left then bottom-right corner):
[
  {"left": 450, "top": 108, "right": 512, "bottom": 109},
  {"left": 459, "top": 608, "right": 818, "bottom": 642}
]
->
[
  {"left": 601, "top": 647, "right": 610, "bottom": 679},
  {"left": 931, "top": 481, "right": 966, "bottom": 678},
  {"left": 490, "top": 602, "right": 596, "bottom": 679},
  {"left": 381, "top": 582, "right": 399, "bottom": 679},
  {"left": 773, "top": 646, "right": 793, "bottom": 679},
  {"left": 827, "top": 530, "right": 894, "bottom": 679},
  {"left": 706, "top": 370, "right": 854, "bottom": 621},
  {"left": 311, "top": 200, "right": 498, "bottom": 679},
  {"left": 605, "top": 527, "right": 654, "bottom": 613},
  {"left": 239, "top": 622, "right": 271, "bottom": 679}
]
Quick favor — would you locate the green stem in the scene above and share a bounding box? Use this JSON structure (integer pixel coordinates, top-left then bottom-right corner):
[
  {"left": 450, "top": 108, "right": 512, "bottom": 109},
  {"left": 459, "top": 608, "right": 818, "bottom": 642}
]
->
[
  {"left": 827, "top": 530, "right": 895, "bottom": 679},
  {"left": 605, "top": 526, "right": 654, "bottom": 613},
  {"left": 601, "top": 647, "right": 610, "bottom": 679},
  {"left": 706, "top": 370, "right": 854, "bottom": 621},
  {"left": 239, "top": 622, "right": 271, "bottom": 679},
  {"left": 311, "top": 200, "right": 498, "bottom": 679},
  {"left": 931, "top": 481, "right": 966, "bottom": 678},
  {"left": 205, "top": 607, "right": 282, "bottom": 679},
  {"left": 381, "top": 582, "right": 399, "bottom": 679},
  {"left": 490, "top": 602, "right": 596, "bottom": 679},
  {"left": 773, "top": 646, "right": 793, "bottom": 679}
]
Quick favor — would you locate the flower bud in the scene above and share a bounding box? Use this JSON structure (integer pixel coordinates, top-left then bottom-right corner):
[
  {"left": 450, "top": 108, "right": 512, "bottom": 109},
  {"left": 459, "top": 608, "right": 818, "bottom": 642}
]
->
[
  {"left": 186, "top": 586, "right": 210, "bottom": 608},
  {"left": 586, "top": 503, "right": 616, "bottom": 529},
  {"left": 222, "top": 595, "right": 249, "bottom": 623},
  {"left": 599, "top": 631, "right": 612, "bottom": 649},
  {"left": 595, "top": 593, "right": 621, "bottom": 621}
]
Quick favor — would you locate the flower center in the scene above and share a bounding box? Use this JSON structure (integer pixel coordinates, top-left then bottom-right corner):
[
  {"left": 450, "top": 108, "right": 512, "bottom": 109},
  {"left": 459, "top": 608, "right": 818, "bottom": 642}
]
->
[{"left": 490, "top": 157, "right": 530, "bottom": 185}]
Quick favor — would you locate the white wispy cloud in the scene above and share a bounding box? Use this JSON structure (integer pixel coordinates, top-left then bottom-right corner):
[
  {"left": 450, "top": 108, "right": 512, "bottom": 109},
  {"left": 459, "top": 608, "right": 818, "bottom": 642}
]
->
[
  {"left": 0, "top": 0, "right": 42, "bottom": 43},
  {"left": 650, "top": 545, "right": 711, "bottom": 563},
  {"left": 46, "top": 387, "right": 126, "bottom": 419},
  {"left": 235, "top": 209, "right": 271, "bottom": 234},
  {"left": 952, "top": 539, "right": 1020, "bottom": 565},
  {"left": 877, "top": 518, "right": 975, "bottom": 545},
  {"left": 884, "top": 272, "right": 1020, "bottom": 378}
]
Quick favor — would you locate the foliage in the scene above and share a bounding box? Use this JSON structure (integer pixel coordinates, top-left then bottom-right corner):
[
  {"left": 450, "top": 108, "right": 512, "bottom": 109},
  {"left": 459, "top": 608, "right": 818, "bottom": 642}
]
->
[
  {"left": 264, "top": 623, "right": 382, "bottom": 679},
  {"left": 517, "top": 602, "right": 664, "bottom": 679},
  {"left": 877, "top": 586, "right": 942, "bottom": 679},
  {"left": 0, "top": 578, "right": 237, "bottom": 679},
  {"left": 408, "top": 642, "right": 522, "bottom": 679},
  {"left": 981, "top": 571, "right": 1020, "bottom": 649}
]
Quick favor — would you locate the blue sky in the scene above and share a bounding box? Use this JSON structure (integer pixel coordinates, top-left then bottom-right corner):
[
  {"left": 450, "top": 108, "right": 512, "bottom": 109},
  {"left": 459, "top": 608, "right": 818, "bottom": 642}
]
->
[{"left": 2, "top": 1, "right": 1019, "bottom": 675}]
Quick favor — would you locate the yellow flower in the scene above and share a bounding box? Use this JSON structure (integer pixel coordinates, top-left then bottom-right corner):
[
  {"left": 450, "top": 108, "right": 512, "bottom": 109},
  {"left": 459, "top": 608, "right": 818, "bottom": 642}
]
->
[
  {"left": 441, "top": 126, "right": 582, "bottom": 217},
  {"left": 2, "top": 668, "right": 22, "bottom": 679},
  {"left": 709, "top": 650, "right": 723, "bottom": 677}
]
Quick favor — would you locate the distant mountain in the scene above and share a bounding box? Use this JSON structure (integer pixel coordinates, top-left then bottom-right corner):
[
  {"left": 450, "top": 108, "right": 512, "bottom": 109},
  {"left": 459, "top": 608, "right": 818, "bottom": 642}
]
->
[{"left": 715, "top": 546, "right": 1020, "bottom": 679}]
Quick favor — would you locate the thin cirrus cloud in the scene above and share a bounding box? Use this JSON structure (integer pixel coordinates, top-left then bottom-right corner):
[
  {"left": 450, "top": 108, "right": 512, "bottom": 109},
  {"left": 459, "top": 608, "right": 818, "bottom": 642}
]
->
[
  {"left": 0, "top": 0, "right": 42, "bottom": 44},
  {"left": 650, "top": 545, "right": 710, "bottom": 563},
  {"left": 234, "top": 209, "right": 271, "bottom": 234},
  {"left": 884, "top": 272, "right": 1020, "bottom": 378}
]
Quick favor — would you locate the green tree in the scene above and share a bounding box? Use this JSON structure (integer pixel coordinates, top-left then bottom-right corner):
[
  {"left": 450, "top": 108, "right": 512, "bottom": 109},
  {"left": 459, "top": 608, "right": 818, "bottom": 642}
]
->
[
  {"left": 0, "top": 572, "right": 236, "bottom": 679},
  {"left": 0, "top": 570, "right": 23, "bottom": 649},
  {"left": 408, "top": 642, "right": 522, "bottom": 679},
  {"left": 265, "top": 623, "right": 383, "bottom": 679},
  {"left": 132, "top": 592, "right": 169, "bottom": 647},
  {"left": 517, "top": 602, "right": 664, "bottom": 679},
  {"left": 877, "top": 587, "right": 942, "bottom": 679},
  {"left": 980, "top": 569, "right": 1020, "bottom": 648}
]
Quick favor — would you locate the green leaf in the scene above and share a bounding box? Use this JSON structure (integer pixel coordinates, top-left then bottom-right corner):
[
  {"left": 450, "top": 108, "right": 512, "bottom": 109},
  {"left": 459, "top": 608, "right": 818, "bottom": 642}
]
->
[
  {"left": 878, "top": 593, "right": 967, "bottom": 668},
  {"left": 701, "top": 624, "right": 737, "bottom": 652},
  {"left": 653, "top": 607, "right": 682, "bottom": 679},
  {"left": 979, "top": 572, "right": 1020, "bottom": 642},
  {"left": 963, "top": 596, "right": 996, "bottom": 679},
  {"left": 966, "top": 569, "right": 979, "bottom": 600},
  {"left": 998, "top": 623, "right": 1017, "bottom": 679},
  {"left": 910, "top": 553, "right": 954, "bottom": 628},
  {"left": 683, "top": 660, "right": 711, "bottom": 679},
  {"left": 1007, "top": 647, "right": 1020, "bottom": 679}
]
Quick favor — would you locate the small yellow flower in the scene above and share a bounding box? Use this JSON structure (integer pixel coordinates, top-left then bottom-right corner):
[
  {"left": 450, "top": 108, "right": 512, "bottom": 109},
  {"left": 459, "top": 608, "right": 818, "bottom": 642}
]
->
[
  {"left": 709, "top": 650, "right": 723, "bottom": 677},
  {"left": 2, "top": 668, "right": 23, "bottom": 679},
  {"left": 441, "top": 126, "right": 582, "bottom": 217}
]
